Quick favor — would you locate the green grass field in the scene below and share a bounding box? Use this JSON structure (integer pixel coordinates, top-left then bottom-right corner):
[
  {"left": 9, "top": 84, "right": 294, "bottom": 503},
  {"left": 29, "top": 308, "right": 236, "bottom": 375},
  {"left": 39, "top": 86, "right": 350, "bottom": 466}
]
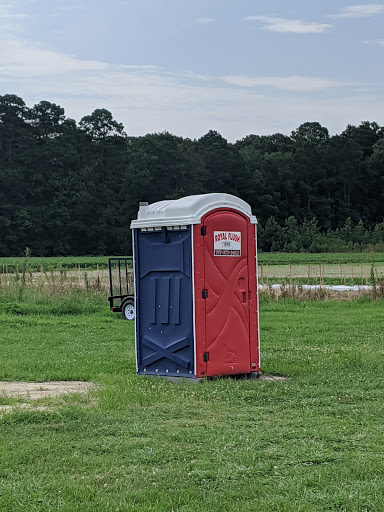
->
[
  {"left": 0, "top": 256, "right": 132, "bottom": 273},
  {"left": 258, "top": 252, "right": 384, "bottom": 265},
  {"left": 2, "top": 252, "right": 384, "bottom": 273},
  {"left": 1, "top": 283, "right": 384, "bottom": 511}
]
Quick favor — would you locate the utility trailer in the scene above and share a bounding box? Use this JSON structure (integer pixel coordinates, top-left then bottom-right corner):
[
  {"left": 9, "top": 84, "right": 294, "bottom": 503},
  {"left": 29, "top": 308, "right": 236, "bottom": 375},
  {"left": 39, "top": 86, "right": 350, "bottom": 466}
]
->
[{"left": 108, "top": 257, "right": 135, "bottom": 320}]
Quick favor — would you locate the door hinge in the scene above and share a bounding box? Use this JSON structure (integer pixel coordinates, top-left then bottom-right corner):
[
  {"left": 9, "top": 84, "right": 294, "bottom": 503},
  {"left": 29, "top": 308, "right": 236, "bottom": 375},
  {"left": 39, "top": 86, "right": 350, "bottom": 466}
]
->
[
  {"left": 202, "top": 289, "right": 208, "bottom": 299},
  {"left": 201, "top": 226, "right": 206, "bottom": 236},
  {"left": 203, "top": 352, "right": 209, "bottom": 362}
]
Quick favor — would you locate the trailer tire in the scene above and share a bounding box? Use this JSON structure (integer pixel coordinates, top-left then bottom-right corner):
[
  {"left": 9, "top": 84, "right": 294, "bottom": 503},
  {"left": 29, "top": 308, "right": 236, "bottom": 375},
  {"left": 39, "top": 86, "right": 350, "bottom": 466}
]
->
[{"left": 121, "top": 298, "right": 135, "bottom": 321}]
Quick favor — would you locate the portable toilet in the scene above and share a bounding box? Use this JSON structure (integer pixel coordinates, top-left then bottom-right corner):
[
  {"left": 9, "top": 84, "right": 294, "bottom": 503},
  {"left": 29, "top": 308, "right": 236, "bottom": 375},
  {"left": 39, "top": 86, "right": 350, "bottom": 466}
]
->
[{"left": 130, "top": 193, "right": 259, "bottom": 379}]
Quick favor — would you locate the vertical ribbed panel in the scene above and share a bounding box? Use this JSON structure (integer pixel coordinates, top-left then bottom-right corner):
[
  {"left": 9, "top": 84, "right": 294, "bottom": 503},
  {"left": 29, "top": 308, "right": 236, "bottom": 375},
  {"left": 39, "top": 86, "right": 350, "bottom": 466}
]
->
[
  {"left": 149, "top": 277, "right": 157, "bottom": 324},
  {"left": 173, "top": 277, "right": 181, "bottom": 325},
  {"left": 160, "top": 278, "right": 170, "bottom": 324}
]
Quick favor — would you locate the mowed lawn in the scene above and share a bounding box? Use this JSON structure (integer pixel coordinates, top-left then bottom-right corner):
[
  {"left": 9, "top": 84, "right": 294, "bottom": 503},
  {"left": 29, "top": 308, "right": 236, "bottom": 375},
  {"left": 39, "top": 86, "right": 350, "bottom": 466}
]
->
[{"left": 1, "top": 293, "right": 384, "bottom": 511}]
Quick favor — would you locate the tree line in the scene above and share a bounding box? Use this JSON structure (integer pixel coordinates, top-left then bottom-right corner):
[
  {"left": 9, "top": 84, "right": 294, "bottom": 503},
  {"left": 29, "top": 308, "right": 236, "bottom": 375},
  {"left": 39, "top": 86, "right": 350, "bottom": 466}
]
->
[{"left": 1, "top": 93, "right": 384, "bottom": 256}]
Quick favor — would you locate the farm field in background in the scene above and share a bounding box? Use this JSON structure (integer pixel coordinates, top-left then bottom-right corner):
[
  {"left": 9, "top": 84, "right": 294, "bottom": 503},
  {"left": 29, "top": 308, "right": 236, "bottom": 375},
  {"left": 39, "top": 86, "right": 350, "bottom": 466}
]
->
[
  {"left": 259, "top": 263, "right": 384, "bottom": 287},
  {"left": 0, "top": 256, "right": 132, "bottom": 273},
  {"left": 1, "top": 284, "right": 384, "bottom": 510},
  {"left": 2, "top": 254, "right": 384, "bottom": 290},
  {"left": 258, "top": 252, "right": 384, "bottom": 266},
  {"left": 2, "top": 252, "right": 384, "bottom": 274}
]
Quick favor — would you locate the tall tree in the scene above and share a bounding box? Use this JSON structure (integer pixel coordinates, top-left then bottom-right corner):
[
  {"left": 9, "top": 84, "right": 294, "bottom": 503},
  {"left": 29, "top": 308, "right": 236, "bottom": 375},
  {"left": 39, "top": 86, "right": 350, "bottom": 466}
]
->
[
  {"left": 290, "top": 122, "right": 329, "bottom": 223},
  {"left": 79, "top": 109, "right": 126, "bottom": 140}
]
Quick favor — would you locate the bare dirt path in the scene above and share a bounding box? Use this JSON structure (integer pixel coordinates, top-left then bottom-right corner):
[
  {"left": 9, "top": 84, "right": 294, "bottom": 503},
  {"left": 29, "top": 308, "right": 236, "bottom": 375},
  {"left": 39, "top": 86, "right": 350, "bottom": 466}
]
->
[
  {"left": 0, "top": 381, "right": 96, "bottom": 399},
  {"left": 0, "top": 381, "right": 96, "bottom": 414},
  {"left": 258, "top": 264, "right": 384, "bottom": 280}
]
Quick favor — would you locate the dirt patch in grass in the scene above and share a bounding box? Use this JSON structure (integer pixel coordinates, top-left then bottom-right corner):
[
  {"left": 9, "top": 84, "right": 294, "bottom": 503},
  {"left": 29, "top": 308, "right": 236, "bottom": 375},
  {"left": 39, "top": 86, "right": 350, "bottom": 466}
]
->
[
  {"left": 0, "top": 381, "right": 96, "bottom": 414},
  {"left": 260, "top": 374, "right": 287, "bottom": 382},
  {"left": 0, "top": 381, "right": 96, "bottom": 399}
]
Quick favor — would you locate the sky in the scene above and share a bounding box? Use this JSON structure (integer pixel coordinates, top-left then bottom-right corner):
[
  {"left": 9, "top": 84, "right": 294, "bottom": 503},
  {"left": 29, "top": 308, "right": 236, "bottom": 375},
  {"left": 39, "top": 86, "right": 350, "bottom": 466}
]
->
[{"left": 1, "top": 0, "right": 384, "bottom": 141}]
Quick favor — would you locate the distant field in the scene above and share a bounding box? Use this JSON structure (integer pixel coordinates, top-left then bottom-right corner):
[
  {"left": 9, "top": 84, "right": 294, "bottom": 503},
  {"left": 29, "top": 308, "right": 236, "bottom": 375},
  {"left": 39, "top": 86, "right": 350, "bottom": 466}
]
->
[
  {"left": 258, "top": 252, "right": 384, "bottom": 265},
  {"left": 259, "top": 263, "right": 384, "bottom": 287},
  {"left": 2, "top": 252, "right": 384, "bottom": 274},
  {"left": 0, "top": 256, "right": 132, "bottom": 273}
]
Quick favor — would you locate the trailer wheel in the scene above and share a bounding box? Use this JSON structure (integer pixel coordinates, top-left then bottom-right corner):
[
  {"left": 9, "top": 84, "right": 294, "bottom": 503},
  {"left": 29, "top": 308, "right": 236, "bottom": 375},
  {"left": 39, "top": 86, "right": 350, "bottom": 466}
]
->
[{"left": 121, "top": 298, "right": 135, "bottom": 321}]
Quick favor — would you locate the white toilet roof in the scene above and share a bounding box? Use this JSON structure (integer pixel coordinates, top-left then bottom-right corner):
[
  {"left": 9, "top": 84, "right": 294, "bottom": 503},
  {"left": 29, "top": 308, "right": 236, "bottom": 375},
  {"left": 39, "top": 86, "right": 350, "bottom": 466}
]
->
[{"left": 130, "top": 193, "right": 257, "bottom": 229}]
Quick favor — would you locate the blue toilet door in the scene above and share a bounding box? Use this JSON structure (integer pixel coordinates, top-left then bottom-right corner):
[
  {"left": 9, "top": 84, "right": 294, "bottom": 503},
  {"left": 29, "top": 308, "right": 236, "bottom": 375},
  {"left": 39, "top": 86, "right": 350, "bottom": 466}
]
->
[{"left": 135, "top": 227, "right": 194, "bottom": 377}]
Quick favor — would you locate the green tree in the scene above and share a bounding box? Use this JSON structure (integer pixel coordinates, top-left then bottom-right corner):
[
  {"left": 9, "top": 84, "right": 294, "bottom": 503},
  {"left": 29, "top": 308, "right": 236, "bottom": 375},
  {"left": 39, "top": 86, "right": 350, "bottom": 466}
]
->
[
  {"left": 79, "top": 109, "right": 126, "bottom": 140},
  {"left": 290, "top": 122, "right": 330, "bottom": 223},
  {"left": 198, "top": 130, "right": 245, "bottom": 195},
  {"left": 299, "top": 218, "right": 322, "bottom": 252},
  {"left": 30, "top": 101, "right": 66, "bottom": 139},
  {"left": 283, "top": 216, "right": 300, "bottom": 252},
  {"left": 260, "top": 216, "right": 284, "bottom": 252},
  {"left": 342, "top": 121, "right": 384, "bottom": 158}
]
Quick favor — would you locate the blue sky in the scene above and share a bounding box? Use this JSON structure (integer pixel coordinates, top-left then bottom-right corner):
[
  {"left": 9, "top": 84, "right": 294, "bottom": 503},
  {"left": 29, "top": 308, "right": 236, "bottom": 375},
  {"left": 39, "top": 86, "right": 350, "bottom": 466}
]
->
[{"left": 1, "top": 0, "right": 384, "bottom": 140}]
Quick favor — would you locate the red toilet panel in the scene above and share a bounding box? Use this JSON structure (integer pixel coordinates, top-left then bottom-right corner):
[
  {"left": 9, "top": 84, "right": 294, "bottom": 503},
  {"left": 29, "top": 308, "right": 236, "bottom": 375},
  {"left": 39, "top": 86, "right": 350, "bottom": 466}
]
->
[{"left": 193, "top": 209, "right": 258, "bottom": 378}]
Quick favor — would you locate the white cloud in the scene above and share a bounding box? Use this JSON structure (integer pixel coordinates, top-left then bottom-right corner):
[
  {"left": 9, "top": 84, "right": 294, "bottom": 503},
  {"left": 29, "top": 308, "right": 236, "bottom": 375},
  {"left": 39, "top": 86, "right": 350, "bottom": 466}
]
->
[
  {"left": 54, "top": 4, "right": 87, "bottom": 13},
  {"left": 329, "top": 4, "right": 384, "bottom": 18},
  {"left": 364, "top": 38, "right": 384, "bottom": 46},
  {"left": 221, "top": 75, "right": 350, "bottom": 92},
  {"left": 0, "top": 22, "right": 23, "bottom": 33},
  {"left": 0, "top": 4, "right": 27, "bottom": 36},
  {"left": 0, "top": 4, "right": 27, "bottom": 18},
  {"left": 243, "top": 16, "right": 332, "bottom": 33},
  {"left": 118, "top": 64, "right": 160, "bottom": 70},
  {"left": 194, "top": 17, "right": 212, "bottom": 24},
  {"left": 0, "top": 39, "right": 108, "bottom": 77},
  {"left": 0, "top": 35, "right": 381, "bottom": 141}
]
